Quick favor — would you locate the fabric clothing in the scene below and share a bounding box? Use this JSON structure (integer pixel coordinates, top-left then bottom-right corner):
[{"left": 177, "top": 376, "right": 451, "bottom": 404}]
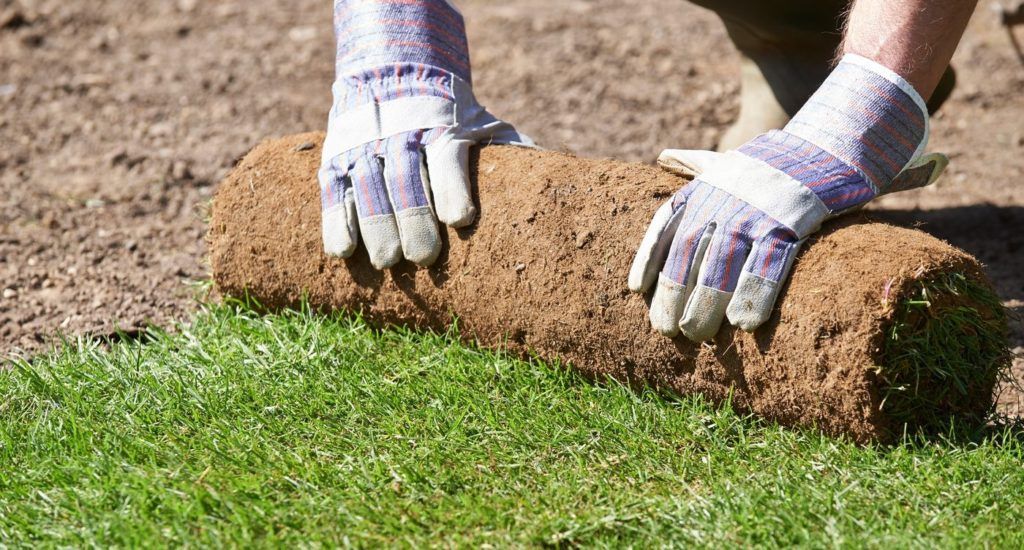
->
[
  {"left": 333, "top": 0, "right": 470, "bottom": 82},
  {"left": 691, "top": 0, "right": 955, "bottom": 149}
]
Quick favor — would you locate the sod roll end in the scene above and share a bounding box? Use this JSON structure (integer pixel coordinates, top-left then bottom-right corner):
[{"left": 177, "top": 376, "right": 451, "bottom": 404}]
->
[{"left": 209, "top": 133, "right": 1011, "bottom": 443}]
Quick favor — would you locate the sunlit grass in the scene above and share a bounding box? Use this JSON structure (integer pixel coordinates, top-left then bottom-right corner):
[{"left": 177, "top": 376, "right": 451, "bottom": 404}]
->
[{"left": 1, "top": 302, "right": 1022, "bottom": 546}]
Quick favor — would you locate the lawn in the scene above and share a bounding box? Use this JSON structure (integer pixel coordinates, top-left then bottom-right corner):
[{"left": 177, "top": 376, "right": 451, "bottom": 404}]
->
[{"left": 2, "top": 302, "right": 1022, "bottom": 547}]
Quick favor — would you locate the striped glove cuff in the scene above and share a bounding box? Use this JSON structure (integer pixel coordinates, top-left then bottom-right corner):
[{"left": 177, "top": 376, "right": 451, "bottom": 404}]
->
[
  {"left": 334, "top": 0, "right": 470, "bottom": 83},
  {"left": 738, "top": 54, "right": 929, "bottom": 216}
]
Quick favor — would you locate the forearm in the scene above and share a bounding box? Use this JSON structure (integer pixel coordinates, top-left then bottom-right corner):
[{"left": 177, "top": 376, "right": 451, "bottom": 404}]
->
[{"left": 843, "top": 0, "right": 977, "bottom": 98}]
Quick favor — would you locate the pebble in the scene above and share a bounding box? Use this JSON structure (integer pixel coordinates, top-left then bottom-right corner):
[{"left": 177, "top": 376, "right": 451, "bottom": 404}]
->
[
  {"left": 2, "top": 288, "right": 17, "bottom": 299},
  {"left": 575, "top": 230, "right": 593, "bottom": 248},
  {"left": 294, "top": 142, "right": 316, "bottom": 152},
  {"left": 170, "top": 160, "right": 192, "bottom": 180},
  {"left": 288, "top": 26, "right": 317, "bottom": 42},
  {"left": 514, "top": 263, "right": 526, "bottom": 272}
]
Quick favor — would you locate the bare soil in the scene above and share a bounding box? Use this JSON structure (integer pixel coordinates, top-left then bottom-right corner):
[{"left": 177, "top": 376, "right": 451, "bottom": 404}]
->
[{"left": 1, "top": 0, "right": 1021, "bottom": 409}]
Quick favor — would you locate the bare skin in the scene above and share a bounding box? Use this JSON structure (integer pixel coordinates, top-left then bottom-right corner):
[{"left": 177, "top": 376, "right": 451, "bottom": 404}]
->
[{"left": 843, "top": 0, "right": 978, "bottom": 98}]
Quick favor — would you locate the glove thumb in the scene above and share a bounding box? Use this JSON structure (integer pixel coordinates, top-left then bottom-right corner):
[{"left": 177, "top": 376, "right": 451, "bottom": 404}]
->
[
  {"left": 882, "top": 152, "right": 949, "bottom": 195},
  {"left": 656, "top": 149, "right": 726, "bottom": 181}
]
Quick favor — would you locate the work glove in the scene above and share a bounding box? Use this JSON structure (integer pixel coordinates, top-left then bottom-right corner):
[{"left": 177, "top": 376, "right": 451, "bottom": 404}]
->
[
  {"left": 319, "top": 0, "right": 533, "bottom": 268},
  {"left": 629, "top": 54, "right": 949, "bottom": 342}
]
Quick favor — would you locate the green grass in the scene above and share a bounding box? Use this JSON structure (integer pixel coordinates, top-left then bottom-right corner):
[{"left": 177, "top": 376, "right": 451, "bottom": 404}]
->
[
  {"left": 2, "top": 303, "right": 1023, "bottom": 547},
  {"left": 879, "top": 272, "right": 1011, "bottom": 433}
]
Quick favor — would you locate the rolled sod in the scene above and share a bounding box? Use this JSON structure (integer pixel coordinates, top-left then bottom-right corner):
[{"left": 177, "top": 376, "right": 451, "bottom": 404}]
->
[{"left": 209, "top": 133, "right": 1010, "bottom": 443}]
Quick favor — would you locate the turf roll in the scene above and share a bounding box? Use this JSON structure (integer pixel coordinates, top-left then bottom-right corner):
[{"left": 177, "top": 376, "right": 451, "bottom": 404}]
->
[{"left": 209, "top": 133, "right": 1010, "bottom": 443}]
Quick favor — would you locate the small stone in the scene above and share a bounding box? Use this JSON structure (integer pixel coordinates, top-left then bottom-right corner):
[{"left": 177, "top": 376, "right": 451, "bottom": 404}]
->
[
  {"left": 294, "top": 142, "right": 316, "bottom": 152},
  {"left": 2, "top": 288, "right": 17, "bottom": 299},
  {"left": 41, "top": 211, "right": 58, "bottom": 229},
  {"left": 170, "top": 160, "right": 192, "bottom": 181},
  {"left": 288, "top": 26, "right": 317, "bottom": 42},
  {"left": 109, "top": 148, "right": 129, "bottom": 166},
  {"left": 85, "top": 198, "right": 105, "bottom": 208},
  {"left": 148, "top": 122, "right": 173, "bottom": 138},
  {"left": 514, "top": 263, "right": 526, "bottom": 273},
  {"left": 575, "top": 230, "right": 593, "bottom": 248}
]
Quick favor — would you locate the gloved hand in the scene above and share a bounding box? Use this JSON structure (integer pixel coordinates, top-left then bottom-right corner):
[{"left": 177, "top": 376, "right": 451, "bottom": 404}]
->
[
  {"left": 628, "top": 54, "right": 949, "bottom": 342},
  {"left": 320, "top": 0, "right": 533, "bottom": 268}
]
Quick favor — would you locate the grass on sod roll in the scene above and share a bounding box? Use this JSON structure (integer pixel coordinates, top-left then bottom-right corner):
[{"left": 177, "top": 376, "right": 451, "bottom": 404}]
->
[
  {"left": 2, "top": 301, "right": 1023, "bottom": 546},
  {"left": 879, "top": 272, "right": 1012, "bottom": 433}
]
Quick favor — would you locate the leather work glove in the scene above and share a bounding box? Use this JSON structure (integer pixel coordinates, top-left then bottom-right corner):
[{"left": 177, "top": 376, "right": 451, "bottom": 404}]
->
[
  {"left": 319, "top": 0, "right": 533, "bottom": 268},
  {"left": 628, "top": 54, "right": 949, "bottom": 342}
]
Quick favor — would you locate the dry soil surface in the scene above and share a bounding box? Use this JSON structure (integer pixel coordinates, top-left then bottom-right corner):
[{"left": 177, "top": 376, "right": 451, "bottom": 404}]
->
[{"left": 1, "top": 0, "right": 1022, "bottom": 410}]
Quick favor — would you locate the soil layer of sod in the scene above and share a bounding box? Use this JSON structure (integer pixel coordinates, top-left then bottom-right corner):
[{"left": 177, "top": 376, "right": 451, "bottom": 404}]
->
[{"left": 210, "top": 133, "right": 1010, "bottom": 443}]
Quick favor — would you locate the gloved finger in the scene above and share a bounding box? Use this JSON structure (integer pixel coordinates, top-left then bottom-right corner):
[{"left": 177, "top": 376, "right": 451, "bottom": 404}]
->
[
  {"left": 649, "top": 223, "right": 715, "bottom": 336},
  {"left": 726, "top": 230, "right": 804, "bottom": 331},
  {"left": 657, "top": 149, "right": 727, "bottom": 181},
  {"left": 352, "top": 153, "right": 402, "bottom": 269},
  {"left": 444, "top": 83, "right": 536, "bottom": 148},
  {"left": 424, "top": 136, "right": 476, "bottom": 228},
  {"left": 627, "top": 197, "right": 685, "bottom": 293},
  {"left": 882, "top": 152, "right": 949, "bottom": 195},
  {"left": 382, "top": 138, "right": 442, "bottom": 266},
  {"left": 465, "top": 115, "right": 537, "bottom": 148},
  {"left": 319, "top": 159, "right": 360, "bottom": 258},
  {"left": 647, "top": 183, "right": 728, "bottom": 335},
  {"left": 679, "top": 216, "right": 756, "bottom": 342}
]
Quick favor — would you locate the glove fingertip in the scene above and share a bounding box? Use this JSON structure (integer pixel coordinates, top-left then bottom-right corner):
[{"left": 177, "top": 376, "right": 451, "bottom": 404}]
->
[
  {"left": 398, "top": 206, "right": 443, "bottom": 267},
  {"left": 678, "top": 285, "right": 730, "bottom": 342},
  {"left": 435, "top": 192, "right": 476, "bottom": 228},
  {"left": 322, "top": 203, "right": 358, "bottom": 258},
  {"left": 649, "top": 275, "right": 688, "bottom": 336},
  {"left": 726, "top": 272, "right": 779, "bottom": 332}
]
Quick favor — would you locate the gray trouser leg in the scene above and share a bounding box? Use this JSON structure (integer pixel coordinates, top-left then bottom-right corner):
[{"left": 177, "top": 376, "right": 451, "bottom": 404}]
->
[{"left": 688, "top": 0, "right": 955, "bottom": 150}]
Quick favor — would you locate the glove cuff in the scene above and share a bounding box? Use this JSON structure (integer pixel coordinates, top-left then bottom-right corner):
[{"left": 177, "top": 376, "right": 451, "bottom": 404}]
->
[
  {"left": 333, "top": 63, "right": 459, "bottom": 111},
  {"left": 333, "top": 0, "right": 471, "bottom": 83},
  {"left": 782, "top": 53, "right": 929, "bottom": 194}
]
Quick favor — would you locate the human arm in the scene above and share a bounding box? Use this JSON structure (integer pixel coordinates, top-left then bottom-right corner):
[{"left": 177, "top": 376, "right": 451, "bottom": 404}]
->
[
  {"left": 629, "top": 0, "right": 974, "bottom": 341},
  {"left": 843, "top": 0, "right": 977, "bottom": 99}
]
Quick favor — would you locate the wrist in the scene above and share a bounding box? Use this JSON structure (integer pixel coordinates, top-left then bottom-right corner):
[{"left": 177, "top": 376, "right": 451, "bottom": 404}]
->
[
  {"left": 334, "top": 0, "right": 471, "bottom": 82},
  {"left": 782, "top": 53, "right": 929, "bottom": 193},
  {"left": 333, "top": 63, "right": 460, "bottom": 109}
]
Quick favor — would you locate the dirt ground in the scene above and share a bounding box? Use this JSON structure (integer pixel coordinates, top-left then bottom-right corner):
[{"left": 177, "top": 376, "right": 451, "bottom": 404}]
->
[{"left": 1, "top": 0, "right": 1021, "bottom": 410}]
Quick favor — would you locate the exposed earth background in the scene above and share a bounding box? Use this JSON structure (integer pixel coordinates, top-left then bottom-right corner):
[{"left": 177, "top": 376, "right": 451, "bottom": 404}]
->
[{"left": 1, "top": 0, "right": 1022, "bottom": 411}]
